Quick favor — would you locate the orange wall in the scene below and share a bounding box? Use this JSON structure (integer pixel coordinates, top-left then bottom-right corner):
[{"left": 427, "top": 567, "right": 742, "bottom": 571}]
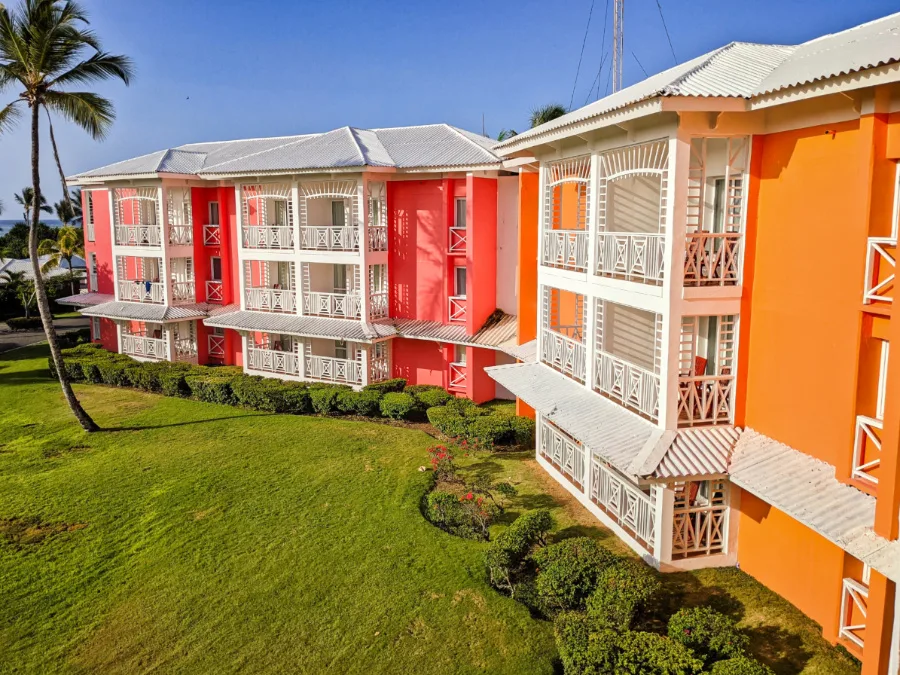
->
[
  {"left": 738, "top": 492, "right": 845, "bottom": 641},
  {"left": 516, "top": 172, "right": 539, "bottom": 346}
]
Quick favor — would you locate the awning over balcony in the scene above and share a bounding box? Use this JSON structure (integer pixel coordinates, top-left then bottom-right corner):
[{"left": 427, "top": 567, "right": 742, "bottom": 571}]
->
[
  {"left": 503, "top": 339, "right": 537, "bottom": 363},
  {"left": 730, "top": 429, "right": 900, "bottom": 584},
  {"left": 81, "top": 301, "right": 212, "bottom": 323},
  {"left": 203, "top": 310, "right": 398, "bottom": 343},
  {"left": 57, "top": 292, "right": 114, "bottom": 307},
  {"left": 391, "top": 313, "right": 519, "bottom": 352}
]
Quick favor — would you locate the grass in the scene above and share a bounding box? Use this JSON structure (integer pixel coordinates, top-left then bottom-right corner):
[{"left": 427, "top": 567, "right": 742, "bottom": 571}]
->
[{"left": 0, "top": 346, "right": 859, "bottom": 674}]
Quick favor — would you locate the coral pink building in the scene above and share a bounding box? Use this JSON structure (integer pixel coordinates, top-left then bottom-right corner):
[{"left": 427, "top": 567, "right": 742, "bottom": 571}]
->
[{"left": 63, "top": 125, "right": 521, "bottom": 402}]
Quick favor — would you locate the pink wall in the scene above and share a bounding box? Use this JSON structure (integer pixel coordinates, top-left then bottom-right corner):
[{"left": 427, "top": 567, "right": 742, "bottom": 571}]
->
[
  {"left": 95, "top": 317, "right": 118, "bottom": 352},
  {"left": 466, "top": 176, "right": 498, "bottom": 335},
  {"left": 392, "top": 338, "right": 450, "bottom": 387},
  {"left": 466, "top": 346, "right": 496, "bottom": 404},
  {"left": 82, "top": 189, "right": 114, "bottom": 294}
]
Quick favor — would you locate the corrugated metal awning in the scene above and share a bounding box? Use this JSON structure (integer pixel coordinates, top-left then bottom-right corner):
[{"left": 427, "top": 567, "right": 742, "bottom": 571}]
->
[
  {"left": 81, "top": 301, "right": 210, "bottom": 323},
  {"left": 203, "top": 310, "right": 397, "bottom": 342},
  {"left": 651, "top": 426, "right": 742, "bottom": 480},
  {"left": 392, "top": 314, "right": 518, "bottom": 350},
  {"left": 57, "top": 292, "right": 114, "bottom": 307}
]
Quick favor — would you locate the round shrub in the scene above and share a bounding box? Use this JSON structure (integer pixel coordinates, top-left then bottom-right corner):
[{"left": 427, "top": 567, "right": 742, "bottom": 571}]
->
[
  {"left": 362, "top": 377, "right": 406, "bottom": 395},
  {"left": 470, "top": 415, "right": 514, "bottom": 447},
  {"left": 425, "top": 489, "right": 494, "bottom": 540},
  {"left": 532, "top": 537, "right": 617, "bottom": 612},
  {"left": 668, "top": 607, "right": 748, "bottom": 666},
  {"left": 230, "top": 375, "right": 310, "bottom": 413},
  {"left": 586, "top": 558, "right": 661, "bottom": 631},
  {"left": 309, "top": 385, "right": 349, "bottom": 414},
  {"left": 63, "top": 359, "right": 85, "bottom": 381},
  {"left": 380, "top": 391, "right": 416, "bottom": 419},
  {"left": 337, "top": 389, "right": 383, "bottom": 416},
  {"left": 617, "top": 631, "right": 704, "bottom": 675},
  {"left": 485, "top": 509, "right": 553, "bottom": 595},
  {"left": 406, "top": 384, "right": 453, "bottom": 410},
  {"left": 5, "top": 316, "right": 42, "bottom": 331},
  {"left": 554, "top": 612, "right": 618, "bottom": 675},
  {"left": 427, "top": 404, "right": 470, "bottom": 438},
  {"left": 509, "top": 415, "right": 536, "bottom": 447},
  {"left": 185, "top": 375, "right": 235, "bottom": 405},
  {"left": 96, "top": 360, "right": 132, "bottom": 387},
  {"left": 710, "top": 657, "right": 775, "bottom": 675}
]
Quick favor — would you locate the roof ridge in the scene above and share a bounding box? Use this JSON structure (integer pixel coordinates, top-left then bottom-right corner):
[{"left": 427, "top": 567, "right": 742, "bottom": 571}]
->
[
  {"left": 797, "top": 10, "right": 900, "bottom": 49},
  {"left": 75, "top": 148, "right": 168, "bottom": 177},
  {"left": 199, "top": 135, "right": 314, "bottom": 171},
  {"left": 177, "top": 133, "right": 316, "bottom": 148},
  {"left": 344, "top": 126, "right": 368, "bottom": 165},
  {"left": 662, "top": 42, "right": 736, "bottom": 94},
  {"left": 443, "top": 124, "right": 499, "bottom": 160},
  {"left": 354, "top": 127, "right": 396, "bottom": 166}
]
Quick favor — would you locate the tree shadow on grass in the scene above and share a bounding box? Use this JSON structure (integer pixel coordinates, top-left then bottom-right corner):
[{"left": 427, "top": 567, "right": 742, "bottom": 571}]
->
[
  {"left": 103, "top": 413, "right": 270, "bottom": 432},
  {"left": 551, "top": 523, "right": 615, "bottom": 543},
  {"left": 744, "top": 625, "right": 814, "bottom": 675}
]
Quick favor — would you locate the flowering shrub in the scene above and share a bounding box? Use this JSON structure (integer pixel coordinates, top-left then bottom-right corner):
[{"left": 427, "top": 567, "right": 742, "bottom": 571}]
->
[
  {"left": 484, "top": 509, "right": 553, "bottom": 596},
  {"left": 424, "top": 489, "right": 497, "bottom": 540},
  {"left": 586, "top": 559, "right": 661, "bottom": 631},
  {"left": 427, "top": 445, "right": 457, "bottom": 482},
  {"left": 532, "top": 537, "right": 617, "bottom": 612},
  {"left": 667, "top": 607, "right": 749, "bottom": 666}
]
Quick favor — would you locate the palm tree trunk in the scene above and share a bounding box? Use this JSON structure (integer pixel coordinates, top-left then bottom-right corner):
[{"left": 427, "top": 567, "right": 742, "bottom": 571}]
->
[
  {"left": 47, "top": 113, "right": 71, "bottom": 210},
  {"left": 29, "top": 102, "right": 99, "bottom": 432}
]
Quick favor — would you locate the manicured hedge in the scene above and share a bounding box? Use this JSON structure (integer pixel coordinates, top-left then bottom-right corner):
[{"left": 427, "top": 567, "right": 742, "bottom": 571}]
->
[
  {"left": 5, "top": 316, "right": 42, "bottom": 331},
  {"left": 50, "top": 346, "right": 535, "bottom": 442}
]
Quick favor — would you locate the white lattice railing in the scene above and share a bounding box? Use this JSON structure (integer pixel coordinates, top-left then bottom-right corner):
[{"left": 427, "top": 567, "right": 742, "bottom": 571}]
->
[
  {"left": 206, "top": 281, "right": 223, "bottom": 303},
  {"left": 539, "top": 418, "right": 586, "bottom": 488},
  {"left": 677, "top": 375, "right": 734, "bottom": 426},
  {"left": 596, "top": 232, "right": 665, "bottom": 283},
  {"left": 449, "top": 226, "right": 467, "bottom": 253},
  {"left": 122, "top": 334, "right": 166, "bottom": 360},
  {"left": 595, "top": 351, "right": 660, "bottom": 420},
  {"left": 542, "top": 230, "right": 589, "bottom": 272},
  {"left": 370, "top": 354, "right": 390, "bottom": 383},
  {"left": 683, "top": 233, "right": 741, "bottom": 286},
  {"left": 203, "top": 224, "right": 221, "bottom": 245},
  {"left": 245, "top": 288, "right": 296, "bottom": 313},
  {"left": 168, "top": 224, "right": 193, "bottom": 246},
  {"left": 368, "top": 226, "right": 388, "bottom": 252},
  {"left": 248, "top": 348, "right": 299, "bottom": 376},
  {"left": 241, "top": 225, "right": 295, "bottom": 250},
  {"left": 864, "top": 237, "right": 896, "bottom": 304},
  {"left": 590, "top": 458, "right": 656, "bottom": 552},
  {"left": 672, "top": 506, "right": 727, "bottom": 557},
  {"left": 171, "top": 281, "right": 195, "bottom": 303},
  {"left": 541, "top": 329, "right": 586, "bottom": 383},
  {"left": 449, "top": 362, "right": 467, "bottom": 391},
  {"left": 839, "top": 577, "right": 869, "bottom": 650},
  {"left": 370, "top": 292, "right": 389, "bottom": 319},
  {"left": 303, "top": 292, "right": 362, "bottom": 319},
  {"left": 115, "top": 224, "right": 162, "bottom": 247},
  {"left": 852, "top": 415, "right": 883, "bottom": 486},
  {"left": 208, "top": 334, "right": 225, "bottom": 358},
  {"left": 306, "top": 355, "right": 362, "bottom": 385},
  {"left": 299, "top": 226, "right": 360, "bottom": 251},
  {"left": 117, "top": 280, "right": 165, "bottom": 304},
  {"left": 173, "top": 338, "right": 198, "bottom": 363},
  {"left": 449, "top": 296, "right": 467, "bottom": 323}
]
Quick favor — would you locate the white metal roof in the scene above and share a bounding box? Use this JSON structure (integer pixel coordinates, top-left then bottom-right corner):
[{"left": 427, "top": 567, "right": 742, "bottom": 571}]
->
[
  {"left": 496, "top": 11, "right": 900, "bottom": 153},
  {"left": 57, "top": 292, "right": 114, "bottom": 307},
  {"left": 0, "top": 255, "right": 86, "bottom": 282},
  {"left": 650, "top": 426, "right": 742, "bottom": 480},
  {"left": 391, "top": 314, "right": 518, "bottom": 350},
  {"left": 730, "top": 429, "right": 900, "bottom": 583},
  {"left": 80, "top": 301, "right": 211, "bottom": 323},
  {"left": 502, "top": 339, "right": 537, "bottom": 363},
  {"left": 202, "top": 310, "right": 397, "bottom": 342},
  {"left": 71, "top": 124, "right": 502, "bottom": 181}
]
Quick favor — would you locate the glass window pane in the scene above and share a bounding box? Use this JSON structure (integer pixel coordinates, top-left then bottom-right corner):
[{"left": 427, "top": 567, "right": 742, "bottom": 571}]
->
[
  {"left": 455, "top": 198, "right": 467, "bottom": 229},
  {"left": 210, "top": 257, "right": 222, "bottom": 281},
  {"left": 455, "top": 267, "right": 467, "bottom": 296},
  {"left": 332, "top": 200, "right": 346, "bottom": 227},
  {"left": 209, "top": 202, "right": 220, "bottom": 225}
]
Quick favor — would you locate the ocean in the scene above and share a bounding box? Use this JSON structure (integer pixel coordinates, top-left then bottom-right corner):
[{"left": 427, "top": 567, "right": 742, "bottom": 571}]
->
[{"left": 0, "top": 219, "right": 63, "bottom": 236}]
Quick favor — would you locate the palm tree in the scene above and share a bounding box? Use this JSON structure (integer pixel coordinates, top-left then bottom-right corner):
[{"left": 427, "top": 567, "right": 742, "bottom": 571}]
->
[
  {"left": 497, "top": 129, "right": 518, "bottom": 142},
  {"left": 14, "top": 186, "right": 52, "bottom": 224},
  {"left": 1, "top": 269, "right": 36, "bottom": 318},
  {"left": 530, "top": 103, "right": 568, "bottom": 128},
  {"left": 54, "top": 198, "right": 76, "bottom": 225},
  {"left": 0, "top": 0, "right": 134, "bottom": 432},
  {"left": 38, "top": 224, "right": 82, "bottom": 293},
  {"left": 68, "top": 187, "right": 83, "bottom": 226}
]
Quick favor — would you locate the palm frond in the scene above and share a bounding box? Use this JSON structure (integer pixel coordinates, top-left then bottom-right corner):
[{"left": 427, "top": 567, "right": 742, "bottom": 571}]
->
[
  {"left": 49, "top": 50, "right": 133, "bottom": 87},
  {"left": 529, "top": 103, "right": 568, "bottom": 129},
  {"left": 43, "top": 89, "right": 114, "bottom": 139},
  {"left": 0, "top": 100, "right": 22, "bottom": 133}
]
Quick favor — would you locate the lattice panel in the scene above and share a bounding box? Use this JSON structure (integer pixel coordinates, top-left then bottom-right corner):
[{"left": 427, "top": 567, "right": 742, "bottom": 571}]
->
[
  {"left": 114, "top": 187, "right": 160, "bottom": 226},
  {"left": 242, "top": 183, "right": 293, "bottom": 228},
  {"left": 166, "top": 187, "right": 193, "bottom": 227},
  {"left": 544, "top": 156, "right": 591, "bottom": 236},
  {"left": 598, "top": 140, "right": 669, "bottom": 237}
]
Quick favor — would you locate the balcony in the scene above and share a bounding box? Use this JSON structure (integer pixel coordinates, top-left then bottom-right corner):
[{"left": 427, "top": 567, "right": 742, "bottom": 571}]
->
[
  {"left": 671, "top": 480, "right": 728, "bottom": 558},
  {"left": 541, "top": 329, "right": 587, "bottom": 383},
  {"left": 302, "top": 292, "right": 362, "bottom": 319},
  {"left": 206, "top": 280, "right": 223, "bottom": 303},
  {"left": 368, "top": 226, "right": 388, "bottom": 252},
  {"left": 249, "top": 346, "right": 300, "bottom": 376},
  {"left": 851, "top": 415, "right": 883, "bottom": 486},
  {"left": 863, "top": 237, "right": 896, "bottom": 305},
  {"left": 449, "top": 361, "right": 467, "bottom": 392},
  {"left": 242, "top": 225, "right": 294, "bottom": 250},
  {"left": 203, "top": 224, "right": 221, "bottom": 246},
  {"left": 677, "top": 375, "right": 734, "bottom": 426},
  {"left": 589, "top": 455, "right": 656, "bottom": 553},
  {"left": 306, "top": 354, "right": 363, "bottom": 385},
  {"left": 542, "top": 229, "right": 589, "bottom": 272},
  {"left": 245, "top": 287, "right": 297, "bottom": 313},
  {"left": 595, "top": 351, "right": 660, "bottom": 421},
  {"left": 449, "top": 295, "right": 467, "bottom": 323},
  {"left": 115, "top": 224, "right": 162, "bottom": 248},
  {"left": 168, "top": 224, "right": 193, "bottom": 246},
  {"left": 839, "top": 577, "right": 869, "bottom": 652},
  {"left": 117, "top": 279, "right": 165, "bottom": 304},
  {"left": 122, "top": 331, "right": 166, "bottom": 360},
  {"left": 596, "top": 232, "right": 665, "bottom": 284},
  {"left": 370, "top": 291, "right": 389, "bottom": 319},
  {"left": 208, "top": 333, "right": 225, "bottom": 360},
  {"left": 173, "top": 336, "right": 198, "bottom": 364},
  {"left": 112, "top": 187, "right": 162, "bottom": 248},
  {"left": 539, "top": 418, "right": 586, "bottom": 490},
  {"left": 171, "top": 281, "right": 195, "bottom": 303},
  {"left": 449, "top": 226, "right": 467, "bottom": 254},
  {"left": 677, "top": 314, "right": 737, "bottom": 427},
  {"left": 299, "top": 226, "right": 359, "bottom": 252},
  {"left": 683, "top": 233, "right": 741, "bottom": 286}
]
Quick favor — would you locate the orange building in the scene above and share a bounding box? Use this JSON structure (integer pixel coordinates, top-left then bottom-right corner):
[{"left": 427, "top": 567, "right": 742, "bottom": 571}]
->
[{"left": 491, "top": 13, "right": 900, "bottom": 674}]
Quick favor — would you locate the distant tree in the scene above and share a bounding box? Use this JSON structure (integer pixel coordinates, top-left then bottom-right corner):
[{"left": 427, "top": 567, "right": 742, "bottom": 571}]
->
[
  {"left": 67, "top": 188, "right": 83, "bottom": 226},
  {"left": 497, "top": 129, "right": 518, "bottom": 142},
  {"left": 14, "top": 186, "right": 52, "bottom": 224},
  {"left": 38, "top": 224, "right": 83, "bottom": 294},
  {"left": 1, "top": 269, "right": 36, "bottom": 318},
  {"left": 0, "top": 222, "right": 57, "bottom": 258},
  {"left": 530, "top": 104, "right": 568, "bottom": 128},
  {"left": 54, "top": 198, "right": 77, "bottom": 225}
]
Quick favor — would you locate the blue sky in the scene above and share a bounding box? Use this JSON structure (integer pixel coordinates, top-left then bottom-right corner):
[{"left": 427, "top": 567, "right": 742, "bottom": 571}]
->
[{"left": 0, "top": 0, "right": 897, "bottom": 219}]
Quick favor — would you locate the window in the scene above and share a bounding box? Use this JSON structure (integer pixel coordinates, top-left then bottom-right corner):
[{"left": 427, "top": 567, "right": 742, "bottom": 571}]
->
[
  {"left": 85, "top": 192, "right": 95, "bottom": 241},
  {"left": 208, "top": 201, "right": 220, "bottom": 225},
  {"left": 91, "top": 317, "right": 101, "bottom": 341},
  {"left": 332, "top": 200, "right": 346, "bottom": 228},
  {"left": 370, "top": 196, "right": 381, "bottom": 227},
  {"left": 273, "top": 200, "right": 287, "bottom": 226},
  {"left": 210, "top": 257, "right": 222, "bottom": 281},
  {"left": 334, "top": 265, "right": 347, "bottom": 293},
  {"left": 89, "top": 252, "right": 98, "bottom": 291},
  {"left": 454, "top": 198, "right": 467, "bottom": 229},
  {"left": 335, "top": 339, "right": 348, "bottom": 360},
  {"left": 711, "top": 178, "right": 726, "bottom": 234},
  {"left": 454, "top": 344, "right": 467, "bottom": 364},
  {"left": 454, "top": 267, "right": 467, "bottom": 297}
]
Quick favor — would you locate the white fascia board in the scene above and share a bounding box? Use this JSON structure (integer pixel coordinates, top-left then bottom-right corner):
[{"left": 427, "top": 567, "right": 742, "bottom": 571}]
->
[
  {"left": 749, "top": 62, "right": 900, "bottom": 111},
  {"left": 68, "top": 172, "right": 161, "bottom": 185},
  {"left": 659, "top": 96, "right": 749, "bottom": 113},
  {"left": 502, "top": 156, "right": 539, "bottom": 169},
  {"left": 399, "top": 164, "right": 502, "bottom": 174}
]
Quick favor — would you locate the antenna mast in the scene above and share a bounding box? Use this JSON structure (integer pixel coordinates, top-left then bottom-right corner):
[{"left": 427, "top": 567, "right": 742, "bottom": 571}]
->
[{"left": 612, "top": 0, "right": 624, "bottom": 92}]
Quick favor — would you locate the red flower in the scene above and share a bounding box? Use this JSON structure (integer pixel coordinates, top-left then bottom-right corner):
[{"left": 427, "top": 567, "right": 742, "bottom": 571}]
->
[{"left": 465, "top": 492, "right": 474, "bottom": 500}]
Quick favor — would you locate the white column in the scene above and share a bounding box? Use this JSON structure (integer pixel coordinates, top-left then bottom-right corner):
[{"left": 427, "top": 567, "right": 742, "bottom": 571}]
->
[
  {"left": 165, "top": 325, "right": 174, "bottom": 362},
  {"left": 115, "top": 322, "right": 123, "bottom": 355},
  {"left": 291, "top": 181, "right": 301, "bottom": 255},
  {"left": 652, "top": 484, "right": 674, "bottom": 565},
  {"left": 298, "top": 340, "right": 306, "bottom": 380},
  {"left": 358, "top": 179, "right": 371, "bottom": 322},
  {"left": 360, "top": 343, "right": 369, "bottom": 387},
  {"left": 235, "top": 186, "right": 247, "bottom": 310}
]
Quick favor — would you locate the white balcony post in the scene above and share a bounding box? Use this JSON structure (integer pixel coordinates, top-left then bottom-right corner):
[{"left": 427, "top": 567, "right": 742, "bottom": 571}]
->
[
  {"left": 291, "top": 181, "right": 301, "bottom": 255},
  {"left": 236, "top": 187, "right": 247, "bottom": 309},
  {"left": 298, "top": 340, "right": 306, "bottom": 379},
  {"left": 652, "top": 484, "right": 674, "bottom": 564},
  {"left": 360, "top": 343, "right": 370, "bottom": 386},
  {"left": 165, "top": 325, "right": 174, "bottom": 361},
  {"left": 115, "top": 322, "right": 123, "bottom": 355},
  {"left": 587, "top": 152, "right": 600, "bottom": 277}
]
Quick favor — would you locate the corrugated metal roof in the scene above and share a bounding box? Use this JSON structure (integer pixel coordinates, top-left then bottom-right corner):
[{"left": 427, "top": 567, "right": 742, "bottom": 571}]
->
[
  {"left": 730, "top": 429, "right": 900, "bottom": 583},
  {"left": 72, "top": 124, "right": 501, "bottom": 180},
  {"left": 57, "top": 292, "right": 114, "bottom": 307},
  {"left": 486, "top": 362, "right": 661, "bottom": 476},
  {"left": 81, "top": 301, "right": 210, "bottom": 323},
  {"left": 652, "top": 426, "right": 742, "bottom": 479},
  {"left": 0, "top": 255, "right": 86, "bottom": 282},
  {"left": 202, "top": 310, "right": 397, "bottom": 342},
  {"left": 502, "top": 339, "right": 537, "bottom": 363},
  {"left": 392, "top": 314, "right": 518, "bottom": 349}
]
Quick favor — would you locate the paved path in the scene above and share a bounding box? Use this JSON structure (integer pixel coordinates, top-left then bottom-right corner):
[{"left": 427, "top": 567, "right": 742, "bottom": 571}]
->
[{"left": 0, "top": 316, "right": 90, "bottom": 354}]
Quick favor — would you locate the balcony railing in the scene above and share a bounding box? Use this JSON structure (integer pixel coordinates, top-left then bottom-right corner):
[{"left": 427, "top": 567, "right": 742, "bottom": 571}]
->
[
  {"left": 839, "top": 577, "right": 869, "bottom": 651},
  {"left": 596, "top": 232, "right": 665, "bottom": 283},
  {"left": 115, "top": 224, "right": 162, "bottom": 247},
  {"left": 589, "top": 458, "right": 656, "bottom": 553},
  {"left": 677, "top": 375, "right": 734, "bottom": 426},
  {"left": 168, "top": 224, "right": 193, "bottom": 246},
  {"left": 449, "top": 362, "right": 467, "bottom": 391},
  {"left": 173, "top": 337, "right": 198, "bottom": 363},
  {"left": 541, "top": 329, "right": 586, "bottom": 383},
  {"left": 449, "top": 226, "right": 467, "bottom": 253},
  {"left": 248, "top": 347, "right": 299, "bottom": 376},
  {"left": 370, "top": 292, "right": 389, "bottom": 319},
  {"left": 171, "top": 281, "right": 195, "bottom": 303},
  {"left": 122, "top": 333, "right": 166, "bottom": 360},
  {"left": 851, "top": 415, "right": 883, "bottom": 486},
  {"left": 594, "top": 351, "right": 660, "bottom": 421},
  {"left": 306, "top": 355, "right": 362, "bottom": 385},
  {"left": 208, "top": 334, "right": 225, "bottom": 359},
  {"left": 539, "top": 418, "right": 586, "bottom": 488},
  {"left": 241, "top": 225, "right": 294, "bottom": 250},
  {"left": 206, "top": 280, "right": 223, "bottom": 303},
  {"left": 863, "top": 237, "right": 896, "bottom": 304},
  {"left": 118, "top": 280, "right": 165, "bottom": 304},
  {"left": 683, "top": 233, "right": 741, "bottom": 286},
  {"left": 449, "top": 295, "right": 467, "bottom": 323},
  {"left": 368, "top": 226, "right": 388, "bottom": 252},
  {"left": 542, "top": 229, "right": 589, "bottom": 272},
  {"left": 370, "top": 352, "right": 390, "bottom": 383},
  {"left": 299, "top": 226, "right": 359, "bottom": 251},
  {"left": 672, "top": 501, "right": 727, "bottom": 558},
  {"left": 245, "top": 288, "right": 296, "bottom": 313},
  {"left": 203, "top": 224, "right": 221, "bottom": 246},
  {"left": 302, "top": 292, "right": 362, "bottom": 319}
]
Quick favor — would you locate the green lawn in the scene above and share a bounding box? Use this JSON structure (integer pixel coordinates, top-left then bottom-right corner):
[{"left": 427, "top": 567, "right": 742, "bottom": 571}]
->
[{"left": 0, "top": 346, "right": 859, "bottom": 674}]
